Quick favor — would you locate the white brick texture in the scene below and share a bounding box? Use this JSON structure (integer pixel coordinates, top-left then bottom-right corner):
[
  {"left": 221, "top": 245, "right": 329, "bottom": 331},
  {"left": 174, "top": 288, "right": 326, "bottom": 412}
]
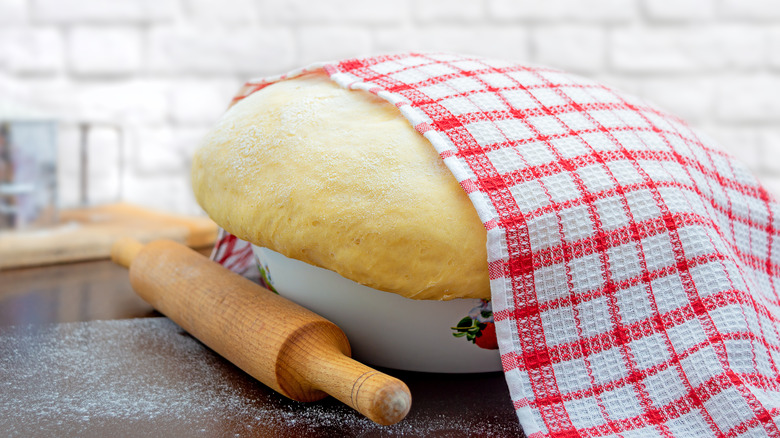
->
[
  {"left": 770, "top": 29, "right": 780, "bottom": 68},
  {"left": 31, "top": 0, "right": 179, "bottom": 23},
  {"left": 761, "top": 129, "right": 780, "bottom": 173},
  {"left": 183, "top": 0, "right": 258, "bottom": 25},
  {"left": 1, "top": 0, "right": 780, "bottom": 215},
  {"left": 611, "top": 26, "right": 765, "bottom": 73},
  {"left": 0, "top": 28, "right": 63, "bottom": 74},
  {"left": 639, "top": 78, "right": 715, "bottom": 122},
  {"left": 715, "top": 75, "right": 780, "bottom": 122},
  {"left": 71, "top": 81, "right": 170, "bottom": 124},
  {"left": 130, "top": 126, "right": 185, "bottom": 173},
  {"left": 0, "top": 0, "right": 27, "bottom": 24},
  {"left": 488, "top": 0, "right": 638, "bottom": 22},
  {"left": 532, "top": 26, "right": 606, "bottom": 73},
  {"left": 68, "top": 27, "right": 143, "bottom": 76},
  {"left": 169, "top": 79, "right": 241, "bottom": 124},
  {"left": 297, "top": 26, "right": 372, "bottom": 66},
  {"left": 415, "top": 0, "right": 486, "bottom": 22},
  {"left": 261, "top": 0, "right": 410, "bottom": 24},
  {"left": 720, "top": 0, "right": 780, "bottom": 20},
  {"left": 642, "top": 0, "right": 715, "bottom": 21},
  {"left": 148, "top": 26, "right": 295, "bottom": 74},
  {"left": 374, "top": 26, "right": 529, "bottom": 62}
]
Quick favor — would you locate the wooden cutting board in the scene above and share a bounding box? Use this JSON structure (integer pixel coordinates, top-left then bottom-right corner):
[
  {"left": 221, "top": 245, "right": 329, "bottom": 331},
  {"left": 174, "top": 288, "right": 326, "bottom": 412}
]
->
[{"left": 0, "top": 203, "right": 218, "bottom": 270}]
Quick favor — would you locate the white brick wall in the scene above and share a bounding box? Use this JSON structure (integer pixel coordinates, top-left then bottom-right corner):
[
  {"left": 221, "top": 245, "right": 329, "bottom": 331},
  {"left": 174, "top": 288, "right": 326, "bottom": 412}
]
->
[
  {"left": 532, "top": 26, "right": 606, "bottom": 73},
  {"left": 642, "top": 0, "right": 715, "bottom": 21},
  {"left": 0, "top": 28, "right": 63, "bottom": 74},
  {"left": 611, "top": 26, "right": 766, "bottom": 73},
  {"left": 1, "top": 0, "right": 779, "bottom": 216},
  {"left": 68, "top": 27, "right": 143, "bottom": 76},
  {"left": 31, "top": 0, "right": 179, "bottom": 23},
  {"left": 0, "top": 0, "right": 27, "bottom": 24},
  {"left": 148, "top": 26, "right": 296, "bottom": 75},
  {"left": 488, "top": 0, "right": 638, "bottom": 22},
  {"left": 262, "top": 0, "right": 410, "bottom": 25},
  {"left": 297, "top": 26, "right": 372, "bottom": 66}
]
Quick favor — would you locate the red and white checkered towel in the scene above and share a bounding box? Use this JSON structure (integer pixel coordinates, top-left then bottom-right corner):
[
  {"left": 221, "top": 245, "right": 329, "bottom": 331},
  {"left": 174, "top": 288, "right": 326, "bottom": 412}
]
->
[{"left": 211, "top": 53, "right": 780, "bottom": 437}]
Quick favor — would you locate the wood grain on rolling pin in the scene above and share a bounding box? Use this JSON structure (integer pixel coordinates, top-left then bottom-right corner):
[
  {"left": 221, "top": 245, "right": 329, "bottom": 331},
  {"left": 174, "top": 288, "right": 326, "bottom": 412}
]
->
[{"left": 111, "top": 238, "right": 411, "bottom": 425}]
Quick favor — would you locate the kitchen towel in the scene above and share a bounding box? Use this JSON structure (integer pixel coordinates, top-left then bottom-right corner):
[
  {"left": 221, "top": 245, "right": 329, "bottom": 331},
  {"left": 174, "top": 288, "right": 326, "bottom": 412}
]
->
[{"left": 211, "top": 53, "right": 780, "bottom": 437}]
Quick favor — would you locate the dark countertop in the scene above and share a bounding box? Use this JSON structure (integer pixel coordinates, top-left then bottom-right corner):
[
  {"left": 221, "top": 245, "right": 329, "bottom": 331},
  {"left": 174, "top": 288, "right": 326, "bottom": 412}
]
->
[{"left": 0, "top": 255, "right": 525, "bottom": 437}]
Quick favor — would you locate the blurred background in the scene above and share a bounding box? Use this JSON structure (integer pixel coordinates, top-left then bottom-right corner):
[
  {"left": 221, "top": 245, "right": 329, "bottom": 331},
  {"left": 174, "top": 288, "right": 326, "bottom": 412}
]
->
[{"left": 1, "top": 0, "right": 780, "bottom": 218}]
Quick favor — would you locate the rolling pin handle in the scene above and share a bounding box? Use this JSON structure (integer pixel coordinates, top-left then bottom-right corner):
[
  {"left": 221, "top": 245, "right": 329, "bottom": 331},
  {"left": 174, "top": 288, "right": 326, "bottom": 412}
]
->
[
  {"left": 299, "top": 347, "right": 412, "bottom": 425},
  {"left": 353, "top": 369, "right": 412, "bottom": 425},
  {"left": 111, "top": 237, "right": 144, "bottom": 268}
]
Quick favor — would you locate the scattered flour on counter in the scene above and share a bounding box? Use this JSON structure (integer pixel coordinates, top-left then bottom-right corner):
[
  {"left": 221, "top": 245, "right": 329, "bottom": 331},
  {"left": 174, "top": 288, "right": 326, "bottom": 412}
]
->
[
  {"left": 0, "top": 318, "right": 520, "bottom": 437},
  {"left": 1, "top": 319, "right": 282, "bottom": 433}
]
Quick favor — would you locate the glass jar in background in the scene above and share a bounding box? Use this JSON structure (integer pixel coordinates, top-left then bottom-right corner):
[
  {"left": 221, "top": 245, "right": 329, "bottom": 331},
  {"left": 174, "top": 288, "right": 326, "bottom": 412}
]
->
[{"left": 0, "top": 103, "right": 58, "bottom": 230}]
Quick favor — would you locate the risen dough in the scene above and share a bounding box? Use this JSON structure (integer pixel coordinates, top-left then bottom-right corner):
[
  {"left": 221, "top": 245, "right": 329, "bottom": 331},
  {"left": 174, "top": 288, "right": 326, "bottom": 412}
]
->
[{"left": 191, "top": 72, "right": 489, "bottom": 300}]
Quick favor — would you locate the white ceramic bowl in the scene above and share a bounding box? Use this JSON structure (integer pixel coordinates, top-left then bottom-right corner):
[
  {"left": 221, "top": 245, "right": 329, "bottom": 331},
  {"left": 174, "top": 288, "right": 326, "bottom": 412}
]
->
[{"left": 251, "top": 246, "right": 502, "bottom": 373}]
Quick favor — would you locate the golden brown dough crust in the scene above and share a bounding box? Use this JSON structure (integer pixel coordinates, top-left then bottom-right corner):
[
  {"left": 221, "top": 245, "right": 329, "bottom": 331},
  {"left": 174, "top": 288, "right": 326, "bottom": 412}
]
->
[{"left": 191, "top": 72, "right": 489, "bottom": 300}]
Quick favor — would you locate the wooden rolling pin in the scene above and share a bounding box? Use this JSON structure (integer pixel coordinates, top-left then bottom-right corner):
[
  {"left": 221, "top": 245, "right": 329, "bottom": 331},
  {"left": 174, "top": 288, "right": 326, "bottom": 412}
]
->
[{"left": 111, "top": 238, "right": 411, "bottom": 425}]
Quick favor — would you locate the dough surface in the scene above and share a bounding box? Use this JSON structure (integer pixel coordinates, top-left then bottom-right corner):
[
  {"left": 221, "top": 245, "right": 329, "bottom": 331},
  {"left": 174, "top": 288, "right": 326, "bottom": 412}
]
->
[{"left": 191, "top": 72, "right": 489, "bottom": 300}]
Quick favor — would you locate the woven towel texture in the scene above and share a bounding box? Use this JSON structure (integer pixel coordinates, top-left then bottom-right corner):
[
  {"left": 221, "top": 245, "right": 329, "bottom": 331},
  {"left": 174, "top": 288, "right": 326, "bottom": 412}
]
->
[{"left": 215, "top": 53, "right": 780, "bottom": 437}]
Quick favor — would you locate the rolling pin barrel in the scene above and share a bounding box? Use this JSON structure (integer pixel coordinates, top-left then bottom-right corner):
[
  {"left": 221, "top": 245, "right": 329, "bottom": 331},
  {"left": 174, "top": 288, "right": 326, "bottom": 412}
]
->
[{"left": 111, "top": 239, "right": 411, "bottom": 426}]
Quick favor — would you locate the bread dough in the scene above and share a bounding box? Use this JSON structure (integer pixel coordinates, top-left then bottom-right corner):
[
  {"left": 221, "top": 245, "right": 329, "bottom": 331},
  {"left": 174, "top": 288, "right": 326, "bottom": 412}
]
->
[{"left": 191, "top": 72, "right": 489, "bottom": 300}]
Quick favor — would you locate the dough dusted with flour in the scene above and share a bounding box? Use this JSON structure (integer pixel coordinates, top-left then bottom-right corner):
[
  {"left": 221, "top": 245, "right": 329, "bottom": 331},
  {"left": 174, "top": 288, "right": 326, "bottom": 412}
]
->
[{"left": 192, "top": 72, "right": 488, "bottom": 300}]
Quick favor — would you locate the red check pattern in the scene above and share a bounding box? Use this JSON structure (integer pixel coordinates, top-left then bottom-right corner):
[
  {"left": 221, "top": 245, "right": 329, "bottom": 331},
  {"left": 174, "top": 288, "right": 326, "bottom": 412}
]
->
[
  {"left": 213, "top": 53, "right": 780, "bottom": 437},
  {"left": 210, "top": 228, "right": 256, "bottom": 279}
]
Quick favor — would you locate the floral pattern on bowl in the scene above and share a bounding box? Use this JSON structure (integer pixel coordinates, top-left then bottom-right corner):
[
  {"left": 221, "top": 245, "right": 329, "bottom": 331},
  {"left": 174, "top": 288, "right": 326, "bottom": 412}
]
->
[
  {"left": 451, "top": 299, "right": 498, "bottom": 350},
  {"left": 254, "top": 253, "right": 278, "bottom": 294}
]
